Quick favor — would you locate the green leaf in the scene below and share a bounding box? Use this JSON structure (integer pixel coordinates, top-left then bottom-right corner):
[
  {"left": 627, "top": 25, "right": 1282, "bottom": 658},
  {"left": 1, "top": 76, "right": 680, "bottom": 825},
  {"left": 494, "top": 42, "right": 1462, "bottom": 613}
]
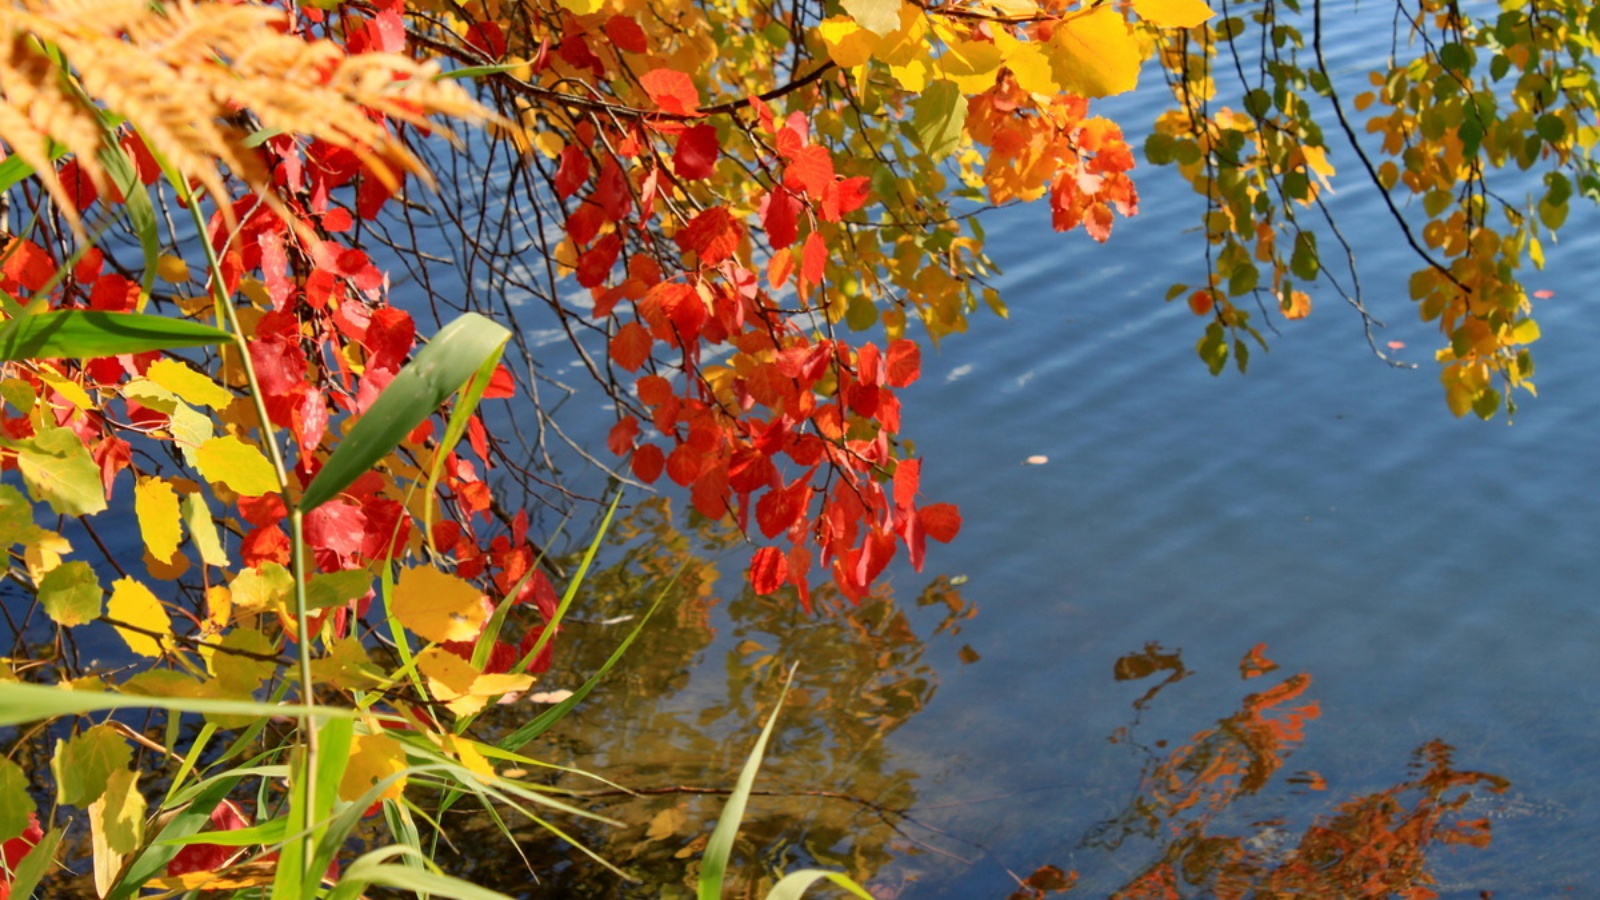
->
[
  {"left": 1290, "top": 231, "right": 1319, "bottom": 281},
  {"left": 39, "top": 560, "right": 103, "bottom": 627},
  {"left": 8, "top": 826, "right": 62, "bottom": 900},
  {"left": 0, "top": 756, "right": 33, "bottom": 842},
  {"left": 699, "top": 665, "right": 796, "bottom": 900},
  {"left": 53, "top": 723, "right": 132, "bottom": 807},
  {"left": 0, "top": 310, "right": 231, "bottom": 362},
  {"left": 306, "top": 568, "right": 375, "bottom": 610},
  {"left": 912, "top": 80, "right": 968, "bottom": 162},
  {"left": 8, "top": 426, "right": 107, "bottom": 516},
  {"left": 300, "top": 312, "right": 510, "bottom": 513},
  {"left": 181, "top": 491, "right": 230, "bottom": 568}
]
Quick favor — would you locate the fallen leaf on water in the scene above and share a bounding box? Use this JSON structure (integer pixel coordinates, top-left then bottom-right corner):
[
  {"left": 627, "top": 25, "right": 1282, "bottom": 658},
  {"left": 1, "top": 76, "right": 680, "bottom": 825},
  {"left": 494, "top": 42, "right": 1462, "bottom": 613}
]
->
[
  {"left": 1024, "top": 455, "right": 1049, "bottom": 465},
  {"left": 527, "top": 690, "right": 574, "bottom": 704},
  {"left": 1533, "top": 289, "right": 1555, "bottom": 299},
  {"left": 1387, "top": 340, "right": 1405, "bottom": 350}
]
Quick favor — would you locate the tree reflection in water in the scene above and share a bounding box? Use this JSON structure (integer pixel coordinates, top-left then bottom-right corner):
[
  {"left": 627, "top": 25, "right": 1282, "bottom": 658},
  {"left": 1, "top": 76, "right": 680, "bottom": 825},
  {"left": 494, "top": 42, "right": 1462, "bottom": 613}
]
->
[
  {"left": 442, "top": 496, "right": 977, "bottom": 898},
  {"left": 1016, "top": 643, "right": 1510, "bottom": 900}
]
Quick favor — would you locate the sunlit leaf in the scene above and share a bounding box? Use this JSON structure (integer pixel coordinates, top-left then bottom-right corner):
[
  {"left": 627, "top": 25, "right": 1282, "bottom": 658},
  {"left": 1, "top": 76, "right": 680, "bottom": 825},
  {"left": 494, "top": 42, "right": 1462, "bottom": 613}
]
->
[
  {"left": 147, "top": 358, "right": 233, "bottom": 409},
  {"left": 134, "top": 476, "right": 184, "bottom": 562},
  {"left": 1049, "top": 6, "right": 1142, "bottom": 98},
  {"left": 390, "top": 565, "right": 489, "bottom": 644},
  {"left": 89, "top": 768, "right": 145, "bottom": 896},
  {"left": 53, "top": 723, "right": 132, "bottom": 807},
  {"left": 181, "top": 491, "right": 229, "bottom": 568},
  {"left": 9, "top": 426, "right": 107, "bottom": 516},
  {"left": 194, "top": 434, "right": 278, "bottom": 497},
  {"left": 107, "top": 576, "right": 172, "bottom": 658},
  {"left": 912, "top": 80, "right": 967, "bottom": 161},
  {"left": 1133, "top": 0, "right": 1215, "bottom": 28},
  {"left": 38, "top": 560, "right": 102, "bottom": 627},
  {"left": 840, "top": 0, "right": 901, "bottom": 36},
  {"left": 339, "top": 733, "right": 408, "bottom": 804}
]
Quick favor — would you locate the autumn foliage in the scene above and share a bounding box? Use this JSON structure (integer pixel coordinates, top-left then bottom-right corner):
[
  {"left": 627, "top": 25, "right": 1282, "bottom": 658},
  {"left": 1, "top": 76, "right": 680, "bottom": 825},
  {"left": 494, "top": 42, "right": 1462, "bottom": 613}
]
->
[{"left": 0, "top": 0, "right": 1591, "bottom": 890}]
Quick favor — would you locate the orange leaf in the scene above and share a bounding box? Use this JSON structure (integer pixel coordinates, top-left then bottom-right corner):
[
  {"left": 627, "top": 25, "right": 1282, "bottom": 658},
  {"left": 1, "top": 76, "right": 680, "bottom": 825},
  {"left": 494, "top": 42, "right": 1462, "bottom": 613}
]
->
[
  {"left": 610, "top": 321, "right": 652, "bottom": 371},
  {"left": 784, "top": 144, "right": 835, "bottom": 197},
  {"left": 800, "top": 231, "right": 827, "bottom": 291},
  {"left": 640, "top": 68, "right": 701, "bottom": 116},
  {"left": 674, "top": 206, "right": 742, "bottom": 266}
]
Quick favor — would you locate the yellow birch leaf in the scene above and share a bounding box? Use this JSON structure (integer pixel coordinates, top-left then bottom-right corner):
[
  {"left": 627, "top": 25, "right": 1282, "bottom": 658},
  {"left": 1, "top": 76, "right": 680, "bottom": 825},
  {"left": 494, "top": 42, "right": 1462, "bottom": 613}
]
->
[
  {"left": 841, "top": 0, "right": 902, "bottom": 37},
  {"left": 23, "top": 529, "right": 72, "bottom": 581},
  {"left": 181, "top": 492, "right": 229, "bottom": 568},
  {"left": 556, "top": 0, "right": 602, "bottom": 14},
  {"left": 339, "top": 733, "right": 408, "bottom": 804},
  {"left": 204, "top": 585, "right": 232, "bottom": 632},
  {"left": 230, "top": 563, "right": 293, "bottom": 614},
  {"left": 438, "top": 733, "right": 495, "bottom": 782},
  {"left": 194, "top": 435, "right": 279, "bottom": 497},
  {"left": 533, "top": 131, "right": 564, "bottom": 160},
  {"left": 107, "top": 577, "right": 171, "bottom": 658},
  {"left": 1282, "top": 290, "right": 1312, "bottom": 320},
  {"left": 134, "top": 477, "right": 184, "bottom": 563},
  {"left": 156, "top": 254, "right": 190, "bottom": 284},
  {"left": 942, "top": 40, "right": 1006, "bottom": 93},
  {"left": 818, "top": 17, "right": 878, "bottom": 69},
  {"left": 1298, "top": 144, "right": 1337, "bottom": 189},
  {"left": 89, "top": 768, "right": 144, "bottom": 897},
  {"left": 146, "top": 359, "right": 234, "bottom": 410},
  {"left": 1133, "top": 0, "right": 1215, "bottom": 28},
  {"left": 995, "top": 33, "right": 1057, "bottom": 95},
  {"left": 37, "top": 367, "right": 92, "bottom": 411},
  {"left": 1049, "top": 6, "right": 1143, "bottom": 98},
  {"left": 416, "top": 647, "right": 534, "bottom": 717},
  {"left": 389, "top": 566, "right": 489, "bottom": 644}
]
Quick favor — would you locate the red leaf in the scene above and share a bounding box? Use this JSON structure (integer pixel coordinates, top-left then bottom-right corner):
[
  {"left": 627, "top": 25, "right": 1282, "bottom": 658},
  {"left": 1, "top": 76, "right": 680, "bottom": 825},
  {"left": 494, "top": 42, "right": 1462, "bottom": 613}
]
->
[
  {"left": 783, "top": 144, "right": 835, "bottom": 197},
  {"left": 631, "top": 443, "right": 665, "bottom": 483},
  {"left": 767, "top": 247, "right": 794, "bottom": 290},
  {"left": 3, "top": 812, "right": 41, "bottom": 871},
  {"left": 166, "top": 801, "right": 250, "bottom": 877},
  {"left": 610, "top": 321, "right": 652, "bottom": 371},
  {"left": 918, "top": 503, "right": 961, "bottom": 542},
  {"left": 304, "top": 501, "right": 366, "bottom": 568},
  {"left": 605, "top": 15, "right": 649, "bottom": 53},
  {"left": 89, "top": 273, "right": 139, "bottom": 312},
  {"left": 750, "top": 546, "right": 787, "bottom": 595},
  {"left": 835, "top": 176, "right": 871, "bottom": 214},
  {"left": 755, "top": 481, "right": 809, "bottom": 538},
  {"left": 885, "top": 338, "right": 921, "bottom": 387},
  {"left": 482, "top": 364, "right": 516, "bottom": 399},
  {"left": 893, "top": 457, "right": 920, "bottom": 514},
  {"left": 800, "top": 231, "right": 826, "bottom": 290},
  {"left": 465, "top": 21, "right": 507, "bottom": 58},
  {"left": 674, "top": 206, "right": 742, "bottom": 266},
  {"left": 577, "top": 232, "right": 622, "bottom": 288},
  {"left": 2, "top": 239, "right": 54, "bottom": 294},
  {"left": 760, "top": 187, "right": 802, "bottom": 250},
  {"left": 607, "top": 416, "right": 639, "bottom": 456},
  {"left": 554, "top": 145, "right": 589, "bottom": 200},
  {"left": 673, "top": 124, "right": 719, "bottom": 181},
  {"left": 640, "top": 68, "right": 701, "bottom": 116},
  {"left": 665, "top": 443, "right": 702, "bottom": 486}
]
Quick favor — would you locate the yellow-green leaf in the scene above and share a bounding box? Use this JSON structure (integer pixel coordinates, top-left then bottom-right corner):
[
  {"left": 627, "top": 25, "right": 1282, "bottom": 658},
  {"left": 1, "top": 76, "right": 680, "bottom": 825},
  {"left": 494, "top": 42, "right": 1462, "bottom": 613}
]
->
[
  {"left": 1049, "top": 6, "right": 1142, "bottom": 98},
  {"left": 912, "top": 80, "right": 968, "bottom": 161},
  {"left": 107, "top": 577, "right": 171, "bottom": 658},
  {"left": 230, "top": 563, "right": 294, "bottom": 614},
  {"left": 38, "top": 560, "right": 102, "bottom": 627},
  {"left": 416, "top": 646, "right": 534, "bottom": 717},
  {"left": 0, "top": 757, "right": 33, "bottom": 842},
  {"left": 146, "top": 358, "right": 233, "bottom": 409},
  {"left": 89, "top": 767, "right": 144, "bottom": 899},
  {"left": 841, "top": 0, "right": 901, "bottom": 36},
  {"left": 311, "top": 637, "right": 388, "bottom": 690},
  {"left": 10, "top": 426, "right": 107, "bottom": 516},
  {"left": 53, "top": 723, "right": 131, "bottom": 807},
  {"left": 390, "top": 565, "right": 489, "bottom": 644},
  {"left": 194, "top": 435, "right": 279, "bottom": 497},
  {"left": 1133, "top": 0, "right": 1215, "bottom": 28},
  {"left": 134, "top": 477, "right": 184, "bottom": 563},
  {"left": 181, "top": 491, "right": 229, "bottom": 568}
]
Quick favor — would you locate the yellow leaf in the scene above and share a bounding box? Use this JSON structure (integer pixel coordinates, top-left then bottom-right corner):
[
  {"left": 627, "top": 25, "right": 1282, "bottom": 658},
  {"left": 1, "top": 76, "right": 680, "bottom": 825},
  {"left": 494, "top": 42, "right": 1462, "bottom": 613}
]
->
[
  {"left": 310, "top": 637, "right": 388, "bottom": 690},
  {"left": 993, "top": 32, "right": 1056, "bottom": 95},
  {"left": 134, "top": 477, "right": 184, "bottom": 563},
  {"left": 1133, "top": 0, "right": 1215, "bottom": 28},
  {"left": 146, "top": 359, "right": 233, "bottom": 410},
  {"left": 156, "top": 255, "right": 190, "bottom": 284},
  {"left": 941, "top": 40, "right": 1006, "bottom": 93},
  {"left": 438, "top": 733, "right": 495, "bottom": 782},
  {"left": 416, "top": 647, "right": 534, "bottom": 717},
  {"left": 204, "top": 584, "right": 232, "bottom": 632},
  {"left": 1049, "top": 6, "right": 1143, "bottom": 98},
  {"left": 339, "top": 733, "right": 408, "bottom": 804},
  {"left": 533, "top": 131, "right": 563, "bottom": 160},
  {"left": 646, "top": 805, "right": 687, "bottom": 841},
  {"left": 556, "top": 0, "right": 602, "bottom": 13},
  {"left": 37, "top": 366, "right": 92, "bottom": 411},
  {"left": 818, "top": 17, "right": 877, "bottom": 69},
  {"left": 1510, "top": 318, "right": 1541, "bottom": 344},
  {"left": 89, "top": 767, "right": 144, "bottom": 898},
  {"left": 1298, "top": 144, "right": 1337, "bottom": 188},
  {"left": 390, "top": 566, "right": 489, "bottom": 644},
  {"left": 230, "top": 563, "right": 293, "bottom": 615},
  {"left": 181, "top": 492, "right": 230, "bottom": 568},
  {"left": 1282, "top": 290, "right": 1312, "bottom": 320},
  {"left": 194, "top": 435, "right": 279, "bottom": 497},
  {"left": 108, "top": 577, "right": 171, "bottom": 658}
]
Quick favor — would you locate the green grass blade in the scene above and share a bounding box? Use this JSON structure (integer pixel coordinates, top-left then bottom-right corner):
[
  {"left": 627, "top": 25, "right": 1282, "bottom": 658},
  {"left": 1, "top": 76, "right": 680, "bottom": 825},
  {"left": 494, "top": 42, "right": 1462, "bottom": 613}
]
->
[
  {"left": 7, "top": 826, "right": 63, "bottom": 900},
  {"left": 107, "top": 774, "right": 243, "bottom": 900},
  {"left": 332, "top": 846, "right": 517, "bottom": 900},
  {"left": 699, "top": 664, "right": 797, "bottom": 900},
  {"left": 766, "top": 870, "right": 876, "bottom": 900},
  {"left": 298, "top": 312, "right": 510, "bottom": 513},
  {"left": 423, "top": 343, "right": 503, "bottom": 546},
  {"left": 0, "top": 681, "right": 367, "bottom": 727},
  {"left": 98, "top": 138, "right": 162, "bottom": 297},
  {"left": 0, "top": 310, "right": 233, "bottom": 361}
]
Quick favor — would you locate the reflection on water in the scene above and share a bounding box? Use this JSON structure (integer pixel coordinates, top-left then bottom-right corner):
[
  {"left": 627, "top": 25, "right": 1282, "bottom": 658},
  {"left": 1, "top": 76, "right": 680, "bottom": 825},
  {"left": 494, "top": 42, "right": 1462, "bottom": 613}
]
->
[
  {"left": 435, "top": 502, "right": 1521, "bottom": 899},
  {"left": 439, "top": 497, "right": 977, "bottom": 898}
]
